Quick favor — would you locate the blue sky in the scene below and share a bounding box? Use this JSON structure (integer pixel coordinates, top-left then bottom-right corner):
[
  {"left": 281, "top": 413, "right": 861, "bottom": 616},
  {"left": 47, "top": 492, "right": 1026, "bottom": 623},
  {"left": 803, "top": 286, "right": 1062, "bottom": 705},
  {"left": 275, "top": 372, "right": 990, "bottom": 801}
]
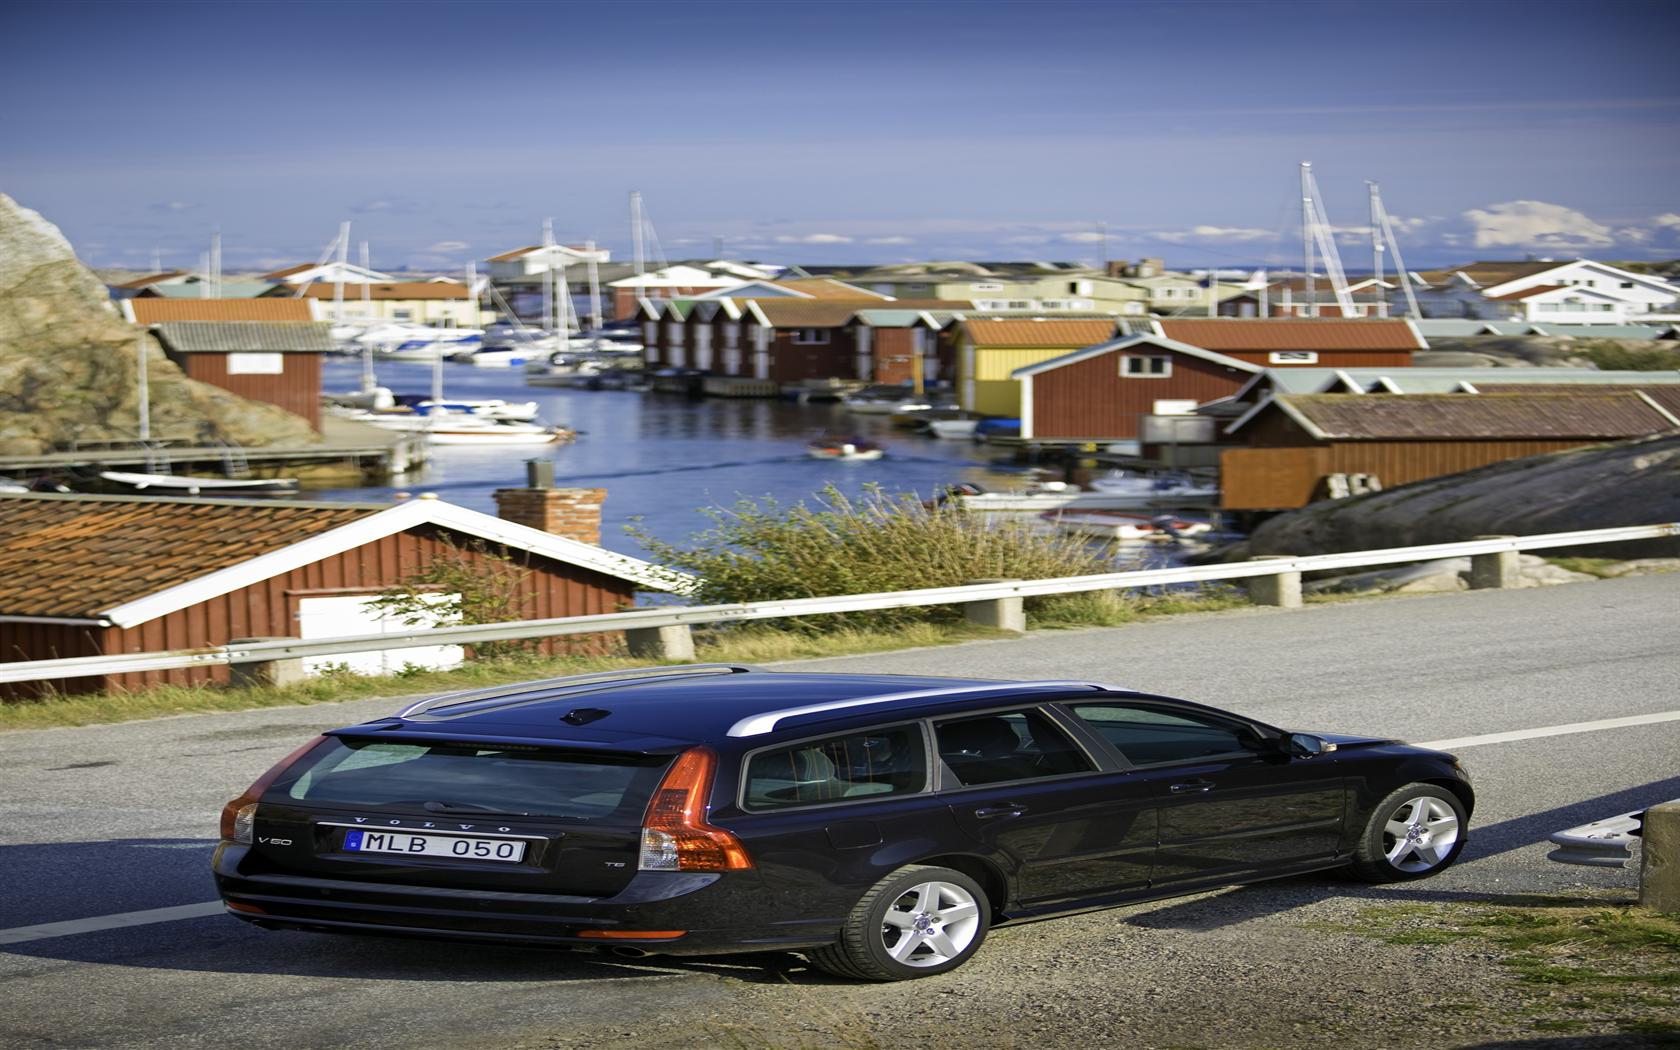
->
[{"left": 2, "top": 0, "right": 1677, "bottom": 272}]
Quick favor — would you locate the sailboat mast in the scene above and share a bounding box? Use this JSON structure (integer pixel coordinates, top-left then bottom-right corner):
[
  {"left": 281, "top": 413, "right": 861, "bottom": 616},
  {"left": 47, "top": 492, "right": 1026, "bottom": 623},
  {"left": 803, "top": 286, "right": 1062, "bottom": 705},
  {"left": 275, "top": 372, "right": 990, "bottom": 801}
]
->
[
  {"left": 1301, "top": 162, "right": 1316, "bottom": 318},
  {"left": 630, "top": 191, "right": 645, "bottom": 277},
  {"left": 360, "top": 240, "right": 372, "bottom": 317},
  {"left": 136, "top": 333, "right": 150, "bottom": 442},
  {"left": 541, "top": 218, "right": 556, "bottom": 333},
  {"left": 210, "top": 229, "right": 222, "bottom": 298},
  {"left": 334, "top": 220, "right": 350, "bottom": 323},
  {"left": 585, "top": 239, "right": 602, "bottom": 332},
  {"left": 1368, "top": 182, "right": 1386, "bottom": 318},
  {"left": 1372, "top": 186, "right": 1422, "bottom": 319}
]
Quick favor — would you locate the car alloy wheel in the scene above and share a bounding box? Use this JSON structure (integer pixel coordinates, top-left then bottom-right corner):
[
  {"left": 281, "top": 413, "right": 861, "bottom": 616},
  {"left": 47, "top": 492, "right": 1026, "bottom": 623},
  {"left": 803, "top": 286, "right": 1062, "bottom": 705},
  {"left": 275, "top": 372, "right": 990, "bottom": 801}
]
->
[
  {"left": 807, "top": 864, "right": 990, "bottom": 981},
  {"left": 1350, "top": 782, "right": 1468, "bottom": 882}
]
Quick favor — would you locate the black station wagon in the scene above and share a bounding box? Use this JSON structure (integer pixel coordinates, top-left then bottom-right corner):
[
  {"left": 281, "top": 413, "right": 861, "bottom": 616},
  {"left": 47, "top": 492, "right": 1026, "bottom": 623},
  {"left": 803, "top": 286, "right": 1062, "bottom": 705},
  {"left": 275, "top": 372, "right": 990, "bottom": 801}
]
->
[{"left": 214, "top": 665, "right": 1474, "bottom": 980}]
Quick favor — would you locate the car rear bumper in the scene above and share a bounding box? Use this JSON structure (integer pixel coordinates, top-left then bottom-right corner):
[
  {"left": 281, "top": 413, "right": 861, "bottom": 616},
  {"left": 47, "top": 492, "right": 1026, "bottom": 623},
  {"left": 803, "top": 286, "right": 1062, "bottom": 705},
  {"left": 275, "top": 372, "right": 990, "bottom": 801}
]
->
[{"left": 212, "top": 844, "right": 841, "bottom": 955}]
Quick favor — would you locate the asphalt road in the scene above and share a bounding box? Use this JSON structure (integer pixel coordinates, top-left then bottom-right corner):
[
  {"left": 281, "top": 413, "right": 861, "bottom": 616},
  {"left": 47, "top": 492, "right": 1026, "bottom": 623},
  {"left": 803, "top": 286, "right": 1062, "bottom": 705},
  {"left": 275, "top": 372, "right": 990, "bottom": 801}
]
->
[{"left": 1, "top": 574, "right": 1676, "bottom": 1049}]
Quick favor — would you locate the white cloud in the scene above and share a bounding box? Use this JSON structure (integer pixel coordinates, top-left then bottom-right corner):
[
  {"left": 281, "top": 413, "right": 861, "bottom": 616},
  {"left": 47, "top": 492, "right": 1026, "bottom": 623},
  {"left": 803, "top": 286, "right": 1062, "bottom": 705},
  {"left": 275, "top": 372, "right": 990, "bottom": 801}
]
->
[
  {"left": 425, "top": 240, "right": 470, "bottom": 253},
  {"left": 148, "top": 201, "right": 196, "bottom": 214},
  {"left": 1462, "top": 200, "right": 1614, "bottom": 249},
  {"left": 865, "top": 236, "right": 913, "bottom": 245},
  {"left": 1616, "top": 227, "right": 1652, "bottom": 244},
  {"left": 1001, "top": 234, "right": 1053, "bottom": 245},
  {"left": 1061, "top": 231, "right": 1106, "bottom": 244},
  {"left": 772, "top": 232, "right": 854, "bottom": 245},
  {"left": 1655, "top": 213, "right": 1680, "bottom": 231},
  {"left": 1155, "top": 225, "right": 1273, "bottom": 244}
]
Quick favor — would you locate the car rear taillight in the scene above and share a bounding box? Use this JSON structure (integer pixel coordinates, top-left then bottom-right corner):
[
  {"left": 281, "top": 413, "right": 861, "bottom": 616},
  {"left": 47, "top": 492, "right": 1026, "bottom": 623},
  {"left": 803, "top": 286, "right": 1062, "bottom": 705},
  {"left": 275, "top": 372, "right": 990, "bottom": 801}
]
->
[
  {"left": 638, "top": 746, "right": 752, "bottom": 872},
  {"left": 218, "top": 735, "right": 327, "bottom": 842}
]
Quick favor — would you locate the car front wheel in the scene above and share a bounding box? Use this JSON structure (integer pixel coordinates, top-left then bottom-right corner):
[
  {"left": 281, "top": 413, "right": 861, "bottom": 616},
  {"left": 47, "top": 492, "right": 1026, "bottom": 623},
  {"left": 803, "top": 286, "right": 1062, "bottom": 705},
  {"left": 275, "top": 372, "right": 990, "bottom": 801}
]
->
[
  {"left": 806, "top": 864, "right": 990, "bottom": 981},
  {"left": 1349, "top": 782, "right": 1468, "bottom": 882}
]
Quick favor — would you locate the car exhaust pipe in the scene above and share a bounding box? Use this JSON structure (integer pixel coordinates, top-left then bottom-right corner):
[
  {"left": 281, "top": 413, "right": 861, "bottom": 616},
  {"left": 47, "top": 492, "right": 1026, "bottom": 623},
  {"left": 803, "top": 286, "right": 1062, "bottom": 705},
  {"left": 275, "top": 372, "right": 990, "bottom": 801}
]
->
[{"left": 609, "top": 945, "right": 649, "bottom": 958}]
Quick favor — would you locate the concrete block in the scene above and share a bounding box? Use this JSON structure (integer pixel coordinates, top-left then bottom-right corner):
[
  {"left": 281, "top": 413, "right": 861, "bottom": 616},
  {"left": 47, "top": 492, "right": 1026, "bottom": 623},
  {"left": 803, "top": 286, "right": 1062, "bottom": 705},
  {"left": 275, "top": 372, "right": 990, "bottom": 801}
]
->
[
  {"left": 1247, "top": 556, "right": 1302, "bottom": 608},
  {"left": 1468, "top": 535, "right": 1519, "bottom": 590},
  {"left": 625, "top": 624, "right": 696, "bottom": 662},
  {"left": 227, "top": 639, "right": 306, "bottom": 689},
  {"left": 1641, "top": 801, "right": 1680, "bottom": 914},
  {"left": 963, "top": 579, "right": 1026, "bottom": 633}
]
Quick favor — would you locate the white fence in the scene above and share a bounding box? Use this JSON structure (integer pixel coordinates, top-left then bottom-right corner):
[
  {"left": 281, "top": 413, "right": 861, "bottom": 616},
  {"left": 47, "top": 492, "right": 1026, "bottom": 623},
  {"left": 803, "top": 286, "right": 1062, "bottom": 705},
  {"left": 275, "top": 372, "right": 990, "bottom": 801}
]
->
[{"left": 3, "top": 522, "right": 1674, "bottom": 686}]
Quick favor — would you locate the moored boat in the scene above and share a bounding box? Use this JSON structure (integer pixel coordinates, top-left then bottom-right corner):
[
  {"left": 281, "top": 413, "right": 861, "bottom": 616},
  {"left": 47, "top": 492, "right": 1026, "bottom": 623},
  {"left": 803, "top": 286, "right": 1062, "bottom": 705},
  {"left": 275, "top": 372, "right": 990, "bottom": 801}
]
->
[
  {"left": 808, "top": 437, "right": 885, "bottom": 461},
  {"left": 99, "top": 471, "right": 300, "bottom": 495},
  {"left": 1040, "top": 509, "right": 1214, "bottom": 542}
]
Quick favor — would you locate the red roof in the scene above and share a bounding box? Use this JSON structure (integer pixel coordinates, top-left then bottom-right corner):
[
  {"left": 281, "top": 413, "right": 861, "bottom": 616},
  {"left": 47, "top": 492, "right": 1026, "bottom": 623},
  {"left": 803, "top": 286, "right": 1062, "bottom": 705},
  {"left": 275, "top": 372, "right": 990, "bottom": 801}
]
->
[
  {"left": 1158, "top": 319, "right": 1424, "bottom": 352},
  {"left": 128, "top": 298, "right": 315, "bottom": 323},
  {"left": 959, "top": 318, "right": 1119, "bottom": 347}
]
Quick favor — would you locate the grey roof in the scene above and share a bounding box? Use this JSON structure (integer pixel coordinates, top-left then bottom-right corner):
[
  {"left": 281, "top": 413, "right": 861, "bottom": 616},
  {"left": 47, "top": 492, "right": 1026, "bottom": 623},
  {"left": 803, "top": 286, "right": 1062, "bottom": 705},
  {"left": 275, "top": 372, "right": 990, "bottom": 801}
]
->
[
  {"left": 1235, "top": 366, "right": 1680, "bottom": 399},
  {"left": 153, "top": 321, "right": 336, "bottom": 353},
  {"left": 853, "top": 309, "right": 936, "bottom": 327}
]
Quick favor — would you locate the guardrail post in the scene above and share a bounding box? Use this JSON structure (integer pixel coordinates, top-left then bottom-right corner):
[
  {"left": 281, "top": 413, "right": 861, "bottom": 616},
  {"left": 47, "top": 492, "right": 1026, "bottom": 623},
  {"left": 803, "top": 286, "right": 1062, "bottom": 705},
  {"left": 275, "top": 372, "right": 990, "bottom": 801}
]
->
[
  {"left": 1246, "top": 556, "right": 1302, "bottom": 608},
  {"left": 1642, "top": 801, "right": 1680, "bottom": 913},
  {"left": 227, "top": 639, "right": 306, "bottom": 689},
  {"left": 625, "top": 624, "right": 697, "bottom": 662},
  {"left": 963, "top": 579, "right": 1026, "bottom": 633},
  {"left": 1468, "top": 535, "right": 1519, "bottom": 589}
]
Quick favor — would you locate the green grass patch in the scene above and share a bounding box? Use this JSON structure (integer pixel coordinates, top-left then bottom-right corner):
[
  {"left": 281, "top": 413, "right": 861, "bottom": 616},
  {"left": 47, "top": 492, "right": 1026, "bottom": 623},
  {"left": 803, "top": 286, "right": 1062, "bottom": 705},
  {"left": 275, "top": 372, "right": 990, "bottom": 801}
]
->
[{"left": 1346, "top": 898, "right": 1680, "bottom": 1036}]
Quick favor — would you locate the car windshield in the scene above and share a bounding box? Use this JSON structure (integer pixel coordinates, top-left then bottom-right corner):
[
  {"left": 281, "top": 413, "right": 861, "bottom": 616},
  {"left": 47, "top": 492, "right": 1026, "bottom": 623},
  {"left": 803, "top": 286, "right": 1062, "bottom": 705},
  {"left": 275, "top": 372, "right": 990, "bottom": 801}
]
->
[{"left": 273, "top": 737, "right": 671, "bottom": 820}]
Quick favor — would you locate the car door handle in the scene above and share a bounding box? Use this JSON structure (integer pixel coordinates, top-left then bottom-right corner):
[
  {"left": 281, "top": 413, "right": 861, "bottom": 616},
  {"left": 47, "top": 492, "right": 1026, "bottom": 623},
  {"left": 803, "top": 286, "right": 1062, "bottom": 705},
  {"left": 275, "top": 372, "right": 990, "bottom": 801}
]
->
[
  {"left": 1170, "top": 780, "right": 1214, "bottom": 794},
  {"left": 973, "top": 804, "right": 1028, "bottom": 819}
]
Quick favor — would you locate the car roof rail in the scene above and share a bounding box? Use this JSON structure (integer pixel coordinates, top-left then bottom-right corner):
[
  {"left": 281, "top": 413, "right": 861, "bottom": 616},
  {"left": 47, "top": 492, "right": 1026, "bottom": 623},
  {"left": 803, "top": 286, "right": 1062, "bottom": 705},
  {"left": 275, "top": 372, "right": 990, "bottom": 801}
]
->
[
  {"left": 396, "top": 663, "right": 768, "bottom": 720},
  {"left": 726, "top": 680, "right": 1115, "bottom": 738}
]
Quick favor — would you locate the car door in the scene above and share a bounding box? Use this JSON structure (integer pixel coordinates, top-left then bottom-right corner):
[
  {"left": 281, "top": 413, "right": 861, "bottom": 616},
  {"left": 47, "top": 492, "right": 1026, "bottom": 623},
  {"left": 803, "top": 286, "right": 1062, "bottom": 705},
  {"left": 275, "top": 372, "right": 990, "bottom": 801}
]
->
[
  {"left": 1063, "top": 701, "right": 1347, "bottom": 889},
  {"left": 934, "top": 706, "right": 1155, "bottom": 910}
]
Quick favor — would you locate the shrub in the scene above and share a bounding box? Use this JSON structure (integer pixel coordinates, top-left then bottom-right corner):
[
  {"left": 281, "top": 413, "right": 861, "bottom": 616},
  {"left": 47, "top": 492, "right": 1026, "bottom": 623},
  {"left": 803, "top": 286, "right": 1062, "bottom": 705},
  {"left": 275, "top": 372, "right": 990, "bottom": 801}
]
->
[{"left": 629, "top": 484, "right": 1118, "bottom": 629}]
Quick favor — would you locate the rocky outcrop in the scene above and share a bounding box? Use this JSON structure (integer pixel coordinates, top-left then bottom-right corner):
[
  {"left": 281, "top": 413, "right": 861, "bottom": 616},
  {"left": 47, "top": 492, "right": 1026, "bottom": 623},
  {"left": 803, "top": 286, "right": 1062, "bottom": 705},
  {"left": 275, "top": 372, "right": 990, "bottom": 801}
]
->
[
  {"left": 1242, "top": 432, "right": 1680, "bottom": 558},
  {"left": 0, "top": 193, "right": 319, "bottom": 455}
]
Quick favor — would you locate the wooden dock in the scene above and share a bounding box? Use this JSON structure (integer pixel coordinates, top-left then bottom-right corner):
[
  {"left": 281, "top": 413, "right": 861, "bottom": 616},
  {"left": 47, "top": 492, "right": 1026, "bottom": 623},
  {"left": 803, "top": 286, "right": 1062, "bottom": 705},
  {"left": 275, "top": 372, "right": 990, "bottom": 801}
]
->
[{"left": 0, "top": 416, "right": 427, "bottom": 485}]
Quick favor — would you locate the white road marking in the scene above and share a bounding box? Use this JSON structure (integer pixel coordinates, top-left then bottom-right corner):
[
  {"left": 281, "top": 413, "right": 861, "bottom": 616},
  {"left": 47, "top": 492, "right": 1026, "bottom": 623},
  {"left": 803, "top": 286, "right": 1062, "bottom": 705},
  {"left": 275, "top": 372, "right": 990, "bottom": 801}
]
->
[
  {"left": 0, "top": 901, "right": 225, "bottom": 946},
  {"left": 1417, "top": 709, "right": 1680, "bottom": 751},
  {"left": 5, "top": 709, "right": 1678, "bottom": 949}
]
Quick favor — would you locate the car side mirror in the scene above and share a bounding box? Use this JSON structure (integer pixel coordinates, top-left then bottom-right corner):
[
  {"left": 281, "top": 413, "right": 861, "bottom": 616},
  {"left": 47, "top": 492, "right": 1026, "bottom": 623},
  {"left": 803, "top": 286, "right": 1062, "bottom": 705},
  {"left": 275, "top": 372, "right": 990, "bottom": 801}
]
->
[{"left": 1283, "top": 733, "right": 1338, "bottom": 758}]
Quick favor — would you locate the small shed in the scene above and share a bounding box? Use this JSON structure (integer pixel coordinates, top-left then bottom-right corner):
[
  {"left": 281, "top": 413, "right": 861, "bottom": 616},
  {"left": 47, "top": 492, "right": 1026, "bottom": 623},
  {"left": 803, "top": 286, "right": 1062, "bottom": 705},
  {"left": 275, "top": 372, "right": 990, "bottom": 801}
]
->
[
  {"left": 1219, "top": 391, "right": 1680, "bottom": 511},
  {"left": 1010, "top": 334, "right": 1260, "bottom": 442},
  {"left": 151, "top": 321, "right": 335, "bottom": 430},
  {"left": 0, "top": 491, "right": 688, "bottom": 697}
]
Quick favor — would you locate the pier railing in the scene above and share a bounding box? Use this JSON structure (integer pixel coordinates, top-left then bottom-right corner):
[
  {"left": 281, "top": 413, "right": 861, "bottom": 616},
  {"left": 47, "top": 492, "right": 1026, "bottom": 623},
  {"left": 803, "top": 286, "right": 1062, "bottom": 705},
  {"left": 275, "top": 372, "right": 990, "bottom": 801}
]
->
[{"left": 2, "top": 522, "right": 1674, "bottom": 686}]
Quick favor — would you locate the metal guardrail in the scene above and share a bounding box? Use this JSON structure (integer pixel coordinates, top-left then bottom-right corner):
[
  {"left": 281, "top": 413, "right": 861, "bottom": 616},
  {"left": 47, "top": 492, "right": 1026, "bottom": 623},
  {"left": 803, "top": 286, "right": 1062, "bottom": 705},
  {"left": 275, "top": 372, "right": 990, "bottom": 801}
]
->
[
  {"left": 2, "top": 522, "right": 1675, "bottom": 685},
  {"left": 1548, "top": 808, "right": 1656, "bottom": 868}
]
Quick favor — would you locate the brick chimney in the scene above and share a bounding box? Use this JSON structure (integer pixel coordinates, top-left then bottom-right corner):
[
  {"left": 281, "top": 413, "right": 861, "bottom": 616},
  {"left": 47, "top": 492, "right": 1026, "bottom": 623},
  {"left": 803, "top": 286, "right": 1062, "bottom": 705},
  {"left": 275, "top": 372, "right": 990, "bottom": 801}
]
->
[{"left": 494, "top": 460, "right": 605, "bottom": 546}]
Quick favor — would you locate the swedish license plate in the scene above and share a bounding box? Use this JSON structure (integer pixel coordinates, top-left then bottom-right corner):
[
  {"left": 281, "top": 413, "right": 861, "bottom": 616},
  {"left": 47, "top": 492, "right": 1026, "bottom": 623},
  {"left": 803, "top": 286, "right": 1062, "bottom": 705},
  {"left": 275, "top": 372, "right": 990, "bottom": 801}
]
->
[{"left": 341, "top": 829, "right": 528, "bottom": 863}]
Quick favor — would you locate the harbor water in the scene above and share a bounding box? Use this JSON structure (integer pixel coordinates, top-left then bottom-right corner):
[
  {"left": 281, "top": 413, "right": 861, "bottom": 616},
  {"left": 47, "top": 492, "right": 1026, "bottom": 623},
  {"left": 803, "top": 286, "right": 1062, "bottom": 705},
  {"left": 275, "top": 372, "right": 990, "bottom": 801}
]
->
[{"left": 312, "top": 359, "right": 1038, "bottom": 559}]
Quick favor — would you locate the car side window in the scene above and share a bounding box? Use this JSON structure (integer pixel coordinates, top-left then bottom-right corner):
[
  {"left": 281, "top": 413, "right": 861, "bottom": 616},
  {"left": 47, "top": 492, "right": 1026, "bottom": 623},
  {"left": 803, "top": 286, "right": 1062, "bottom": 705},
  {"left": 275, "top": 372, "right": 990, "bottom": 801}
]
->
[
  {"left": 1069, "top": 704, "right": 1261, "bottom": 766},
  {"left": 743, "top": 724, "right": 928, "bottom": 810},
  {"left": 934, "top": 709, "right": 1094, "bottom": 787}
]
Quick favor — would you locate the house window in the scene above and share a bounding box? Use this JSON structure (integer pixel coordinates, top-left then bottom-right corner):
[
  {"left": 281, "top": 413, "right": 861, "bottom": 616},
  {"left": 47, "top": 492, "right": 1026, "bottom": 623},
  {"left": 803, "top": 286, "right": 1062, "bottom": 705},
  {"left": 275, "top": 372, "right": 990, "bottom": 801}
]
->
[
  {"left": 1122, "top": 355, "right": 1171, "bottom": 378},
  {"left": 227, "top": 352, "right": 283, "bottom": 375},
  {"left": 792, "top": 328, "right": 831, "bottom": 345},
  {"left": 392, "top": 309, "right": 412, "bottom": 320},
  {"left": 1268, "top": 351, "right": 1319, "bottom": 364},
  {"left": 970, "top": 282, "right": 1003, "bottom": 292}
]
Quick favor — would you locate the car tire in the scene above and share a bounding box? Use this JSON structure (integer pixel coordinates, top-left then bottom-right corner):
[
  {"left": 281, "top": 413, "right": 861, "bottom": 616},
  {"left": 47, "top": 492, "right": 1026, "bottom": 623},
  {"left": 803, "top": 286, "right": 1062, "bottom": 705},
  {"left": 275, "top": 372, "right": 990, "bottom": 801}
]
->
[
  {"left": 1349, "top": 782, "right": 1468, "bottom": 883},
  {"left": 806, "top": 865, "right": 990, "bottom": 981}
]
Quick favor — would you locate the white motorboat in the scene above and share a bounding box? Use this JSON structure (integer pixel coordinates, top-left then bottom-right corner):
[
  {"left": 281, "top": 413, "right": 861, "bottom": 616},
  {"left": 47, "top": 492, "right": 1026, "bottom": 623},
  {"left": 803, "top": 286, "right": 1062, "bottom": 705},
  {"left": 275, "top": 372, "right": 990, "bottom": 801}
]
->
[
  {"left": 1040, "top": 509, "right": 1213, "bottom": 542},
  {"left": 1086, "top": 470, "right": 1220, "bottom": 501},
  {"left": 940, "top": 478, "right": 1218, "bottom": 512},
  {"left": 347, "top": 411, "right": 571, "bottom": 445},
  {"left": 842, "top": 386, "right": 937, "bottom": 415},
  {"left": 99, "top": 471, "right": 300, "bottom": 495},
  {"left": 808, "top": 438, "right": 885, "bottom": 461},
  {"left": 927, "top": 418, "right": 980, "bottom": 440}
]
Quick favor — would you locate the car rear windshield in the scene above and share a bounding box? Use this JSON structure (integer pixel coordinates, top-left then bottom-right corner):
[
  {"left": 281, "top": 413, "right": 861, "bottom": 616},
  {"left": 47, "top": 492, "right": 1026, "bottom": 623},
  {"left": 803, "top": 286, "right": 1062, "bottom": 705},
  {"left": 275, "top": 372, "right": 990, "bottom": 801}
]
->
[{"left": 272, "top": 736, "right": 671, "bottom": 821}]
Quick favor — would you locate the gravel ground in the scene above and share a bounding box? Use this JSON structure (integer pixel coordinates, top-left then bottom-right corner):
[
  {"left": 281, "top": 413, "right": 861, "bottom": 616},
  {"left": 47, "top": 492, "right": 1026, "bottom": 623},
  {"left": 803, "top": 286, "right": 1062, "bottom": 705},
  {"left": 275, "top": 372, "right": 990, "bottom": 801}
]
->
[{"left": 497, "top": 880, "right": 1674, "bottom": 1050}]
